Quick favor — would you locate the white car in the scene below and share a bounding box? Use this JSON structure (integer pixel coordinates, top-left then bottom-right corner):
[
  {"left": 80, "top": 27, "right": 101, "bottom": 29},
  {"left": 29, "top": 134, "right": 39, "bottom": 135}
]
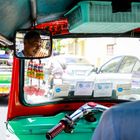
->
[
  {"left": 48, "top": 54, "right": 95, "bottom": 89},
  {"left": 86, "top": 55, "right": 140, "bottom": 100},
  {"left": 58, "top": 55, "right": 95, "bottom": 88}
]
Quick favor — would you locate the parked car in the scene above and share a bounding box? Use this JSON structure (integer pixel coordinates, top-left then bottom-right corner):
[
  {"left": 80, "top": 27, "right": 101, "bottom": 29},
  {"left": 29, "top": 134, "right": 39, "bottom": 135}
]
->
[
  {"left": 53, "top": 54, "right": 95, "bottom": 89},
  {"left": 86, "top": 55, "right": 140, "bottom": 100}
]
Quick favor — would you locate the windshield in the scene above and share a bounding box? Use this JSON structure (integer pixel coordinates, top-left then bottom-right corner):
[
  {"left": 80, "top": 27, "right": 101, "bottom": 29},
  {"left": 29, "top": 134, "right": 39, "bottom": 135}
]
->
[{"left": 23, "top": 36, "right": 140, "bottom": 104}]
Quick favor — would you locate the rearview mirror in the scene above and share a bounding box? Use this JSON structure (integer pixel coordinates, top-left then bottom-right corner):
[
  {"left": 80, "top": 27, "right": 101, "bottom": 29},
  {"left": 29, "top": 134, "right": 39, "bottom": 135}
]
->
[{"left": 14, "top": 29, "right": 52, "bottom": 59}]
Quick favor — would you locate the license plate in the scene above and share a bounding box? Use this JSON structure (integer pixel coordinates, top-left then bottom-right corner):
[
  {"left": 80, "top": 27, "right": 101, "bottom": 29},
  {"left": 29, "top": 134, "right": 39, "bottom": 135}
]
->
[
  {"left": 76, "top": 71, "right": 85, "bottom": 75},
  {"left": 53, "top": 79, "right": 62, "bottom": 85}
]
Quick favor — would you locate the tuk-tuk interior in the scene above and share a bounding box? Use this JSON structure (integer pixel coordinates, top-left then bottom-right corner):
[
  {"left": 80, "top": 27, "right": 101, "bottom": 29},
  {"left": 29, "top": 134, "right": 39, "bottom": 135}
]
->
[{"left": 0, "top": 0, "right": 140, "bottom": 140}]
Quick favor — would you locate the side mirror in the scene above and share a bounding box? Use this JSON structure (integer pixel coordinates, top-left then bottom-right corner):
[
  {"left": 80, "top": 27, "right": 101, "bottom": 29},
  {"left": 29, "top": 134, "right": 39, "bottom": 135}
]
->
[{"left": 14, "top": 29, "right": 52, "bottom": 59}]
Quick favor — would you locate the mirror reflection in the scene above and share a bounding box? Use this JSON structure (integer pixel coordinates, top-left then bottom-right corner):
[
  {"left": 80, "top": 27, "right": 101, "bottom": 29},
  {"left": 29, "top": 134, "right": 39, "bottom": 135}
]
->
[{"left": 15, "top": 29, "right": 52, "bottom": 58}]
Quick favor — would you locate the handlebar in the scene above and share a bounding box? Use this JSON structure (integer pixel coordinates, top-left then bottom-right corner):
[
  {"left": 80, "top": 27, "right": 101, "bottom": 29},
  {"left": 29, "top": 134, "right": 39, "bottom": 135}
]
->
[
  {"left": 46, "top": 121, "right": 65, "bottom": 140},
  {"left": 46, "top": 102, "right": 109, "bottom": 140}
]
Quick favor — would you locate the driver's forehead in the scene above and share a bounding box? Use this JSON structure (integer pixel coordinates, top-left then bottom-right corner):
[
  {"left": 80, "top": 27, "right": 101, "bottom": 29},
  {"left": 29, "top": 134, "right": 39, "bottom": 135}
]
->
[{"left": 28, "top": 38, "right": 41, "bottom": 44}]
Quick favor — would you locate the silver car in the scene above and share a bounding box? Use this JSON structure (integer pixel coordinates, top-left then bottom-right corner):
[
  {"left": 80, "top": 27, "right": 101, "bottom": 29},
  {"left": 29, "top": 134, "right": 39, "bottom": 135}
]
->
[
  {"left": 54, "top": 55, "right": 95, "bottom": 89},
  {"left": 86, "top": 55, "right": 140, "bottom": 100}
]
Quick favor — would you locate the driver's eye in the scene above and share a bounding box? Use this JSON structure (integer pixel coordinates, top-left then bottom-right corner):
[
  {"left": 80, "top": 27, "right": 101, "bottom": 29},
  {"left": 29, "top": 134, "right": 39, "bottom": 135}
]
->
[{"left": 33, "top": 42, "right": 42, "bottom": 47}]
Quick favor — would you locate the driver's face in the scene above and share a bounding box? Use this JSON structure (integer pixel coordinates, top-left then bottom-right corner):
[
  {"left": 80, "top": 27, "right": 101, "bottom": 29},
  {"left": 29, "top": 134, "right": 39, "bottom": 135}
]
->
[{"left": 24, "top": 38, "right": 42, "bottom": 56}]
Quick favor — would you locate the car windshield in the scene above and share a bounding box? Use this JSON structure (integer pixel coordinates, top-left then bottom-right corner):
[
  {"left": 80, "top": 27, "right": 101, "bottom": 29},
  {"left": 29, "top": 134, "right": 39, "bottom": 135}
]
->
[{"left": 23, "top": 36, "right": 140, "bottom": 104}]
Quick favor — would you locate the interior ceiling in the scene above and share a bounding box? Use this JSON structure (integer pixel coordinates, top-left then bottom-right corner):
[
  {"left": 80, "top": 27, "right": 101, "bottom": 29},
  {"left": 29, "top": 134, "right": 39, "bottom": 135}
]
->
[{"left": 0, "top": 0, "right": 140, "bottom": 41}]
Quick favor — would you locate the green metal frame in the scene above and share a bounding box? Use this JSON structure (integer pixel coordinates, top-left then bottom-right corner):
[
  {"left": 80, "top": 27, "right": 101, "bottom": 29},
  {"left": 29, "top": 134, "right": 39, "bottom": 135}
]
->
[{"left": 7, "top": 112, "right": 102, "bottom": 140}]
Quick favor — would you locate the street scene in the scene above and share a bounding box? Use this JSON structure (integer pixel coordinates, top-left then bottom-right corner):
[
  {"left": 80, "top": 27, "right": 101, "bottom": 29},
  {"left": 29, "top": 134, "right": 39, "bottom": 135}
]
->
[
  {"left": 1, "top": 0, "right": 140, "bottom": 140},
  {"left": 0, "top": 97, "right": 8, "bottom": 139},
  {"left": 0, "top": 98, "right": 19, "bottom": 140}
]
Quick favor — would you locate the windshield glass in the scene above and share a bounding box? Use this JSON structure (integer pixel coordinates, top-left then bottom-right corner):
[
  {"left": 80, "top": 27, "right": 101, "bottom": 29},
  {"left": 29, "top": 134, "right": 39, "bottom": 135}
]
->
[{"left": 23, "top": 36, "right": 140, "bottom": 104}]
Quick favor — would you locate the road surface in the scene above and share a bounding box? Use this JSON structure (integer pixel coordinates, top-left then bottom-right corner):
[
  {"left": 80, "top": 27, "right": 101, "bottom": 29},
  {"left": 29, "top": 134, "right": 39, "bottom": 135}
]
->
[{"left": 0, "top": 97, "right": 19, "bottom": 140}]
